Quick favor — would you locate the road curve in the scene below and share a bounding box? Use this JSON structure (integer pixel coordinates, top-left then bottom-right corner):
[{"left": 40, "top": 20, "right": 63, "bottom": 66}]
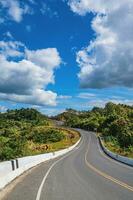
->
[{"left": 3, "top": 129, "right": 133, "bottom": 200}]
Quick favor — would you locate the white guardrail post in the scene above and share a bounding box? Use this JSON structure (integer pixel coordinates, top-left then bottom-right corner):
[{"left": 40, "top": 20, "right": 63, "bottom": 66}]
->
[{"left": 0, "top": 138, "right": 81, "bottom": 190}]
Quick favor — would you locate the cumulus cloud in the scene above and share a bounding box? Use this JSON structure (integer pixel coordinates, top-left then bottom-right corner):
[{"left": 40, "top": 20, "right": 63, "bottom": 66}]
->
[
  {"left": 68, "top": 0, "right": 123, "bottom": 15},
  {"left": 0, "top": 0, "right": 33, "bottom": 23},
  {"left": 68, "top": 0, "right": 133, "bottom": 88},
  {"left": 0, "top": 89, "right": 57, "bottom": 106},
  {"left": 26, "top": 48, "right": 61, "bottom": 70},
  {"left": 0, "top": 40, "right": 61, "bottom": 106}
]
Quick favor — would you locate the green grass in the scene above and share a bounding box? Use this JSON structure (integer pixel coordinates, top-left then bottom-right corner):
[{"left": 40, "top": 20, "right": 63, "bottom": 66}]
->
[
  {"left": 22, "top": 127, "right": 80, "bottom": 156},
  {"left": 103, "top": 139, "right": 133, "bottom": 158},
  {"left": 0, "top": 125, "right": 80, "bottom": 161}
]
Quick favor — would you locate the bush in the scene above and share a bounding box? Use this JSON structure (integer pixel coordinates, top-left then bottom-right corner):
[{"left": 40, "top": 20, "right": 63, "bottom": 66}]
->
[
  {"left": 32, "top": 129, "right": 64, "bottom": 144},
  {"left": 109, "top": 118, "right": 133, "bottom": 147},
  {"left": 0, "top": 146, "right": 15, "bottom": 160},
  {"left": 55, "top": 103, "right": 133, "bottom": 149}
]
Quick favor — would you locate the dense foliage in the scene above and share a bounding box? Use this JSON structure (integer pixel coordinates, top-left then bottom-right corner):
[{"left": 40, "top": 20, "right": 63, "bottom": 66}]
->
[
  {"left": 54, "top": 103, "right": 133, "bottom": 154},
  {"left": 0, "top": 108, "right": 49, "bottom": 125},
  {"left": 0, "top": 108, "right": 65, "bottom": 161},
  {"left": 29, "top": 127, "right": 64, "bottom": 144}
]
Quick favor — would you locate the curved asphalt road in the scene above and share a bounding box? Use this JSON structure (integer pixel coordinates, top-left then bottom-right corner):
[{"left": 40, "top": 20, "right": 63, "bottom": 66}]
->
[{"left": 4, "top": 129, "right": 133, "bottom": 200}]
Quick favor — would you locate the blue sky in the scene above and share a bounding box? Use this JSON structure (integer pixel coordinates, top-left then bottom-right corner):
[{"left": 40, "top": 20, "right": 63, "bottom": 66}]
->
[{"left": 0, "top": 0, "right": 133, "bottom": 115}]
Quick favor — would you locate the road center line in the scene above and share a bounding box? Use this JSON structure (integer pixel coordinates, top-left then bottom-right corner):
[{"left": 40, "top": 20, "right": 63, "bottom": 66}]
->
[{"left": 85, "top": 134, "right": 133, "bottom": 192}]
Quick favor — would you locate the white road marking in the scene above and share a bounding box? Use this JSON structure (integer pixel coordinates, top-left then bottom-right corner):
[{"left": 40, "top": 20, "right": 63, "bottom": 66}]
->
[
  {"left": 36, "top": 137, "right": 84, "bottom": 200},
  {"left": 85, "top": 134, "right": 133, "bottom": 192}
]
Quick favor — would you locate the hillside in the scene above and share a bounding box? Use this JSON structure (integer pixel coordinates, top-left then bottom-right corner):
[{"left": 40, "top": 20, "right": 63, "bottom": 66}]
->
[
  {"left": 0, "top": 108, "right": 80, "bottom": 161},
  {"left": 54, "top": 102, "right": 133, "bottom": 158},
  {"left": 0, "top": 108, "right": 49, "bottom": 160}
]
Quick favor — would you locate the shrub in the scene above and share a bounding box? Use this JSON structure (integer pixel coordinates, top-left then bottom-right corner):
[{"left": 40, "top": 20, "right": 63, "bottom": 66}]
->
[{"left": 32, "top": 129, "right": 64, "bottom": 144}]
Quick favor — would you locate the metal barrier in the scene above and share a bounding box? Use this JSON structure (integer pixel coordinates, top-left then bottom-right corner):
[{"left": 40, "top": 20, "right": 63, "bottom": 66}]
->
[{"left": 98, "top": 137, "right": 133, "bottom": 167}]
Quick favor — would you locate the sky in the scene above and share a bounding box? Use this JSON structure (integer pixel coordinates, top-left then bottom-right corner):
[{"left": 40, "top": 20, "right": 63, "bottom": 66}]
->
[{"left": 0, "top": 0, "right": 133, "bottom": 116}]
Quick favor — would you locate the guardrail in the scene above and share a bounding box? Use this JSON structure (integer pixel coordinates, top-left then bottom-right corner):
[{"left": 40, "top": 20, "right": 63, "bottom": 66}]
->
[
  {"left": 0, "top": 138, "right": 81, "bottom": 190},
  {"left": 98, "top": 137, "right": 133, "bottom": 167}
]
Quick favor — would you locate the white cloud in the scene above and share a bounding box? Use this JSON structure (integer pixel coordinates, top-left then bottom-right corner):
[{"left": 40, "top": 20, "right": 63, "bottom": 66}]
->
[
  {"left": 68, "top": 0, "right": 123, "bottom": 15},
  {"left": 26, "top": 48, "right": 61, "bottom": 70},
  {"left": 38, "top": 107, "right": 66, "bottom": 116},
  {"left": 87, "top": 99, "right": 133, "bottom": 108},
  {"left": 0, "top": 40, "right": 25, "bottom": 58},
  {"left": 0, "top": 40, "right": 61, "bottom": 106},
  {"left": 0, "top": 89, "right": 57, "bottom": 106},
  {"left": 8, "top": 0, "right": 23, "bottom": 22},
  {"left": 40, "top": 3, "right": 50, "bottom": 15},
  {"left": 58, "top": 95, "right": 72, "bottom": 99},
  {"left": 78, "top": 92, "right": 96, "bottom": 99},
  {"left": 40, "top": 2, "right": 59, "bottom": 18},
  {"left": 68, "top": 0, "right": 133, "bottom": 88},
  {"left": 0, "top": 105, "right": 7, "bottom": 113},
  {"left": 0, "top": 0, "right": 33, "bottom": 23},
  {"left": 4, "top": 31, "right": 13, "bottom": 39}
]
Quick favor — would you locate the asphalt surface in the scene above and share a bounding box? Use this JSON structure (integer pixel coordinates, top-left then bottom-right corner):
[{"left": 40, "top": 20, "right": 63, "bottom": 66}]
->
[{"left": 3, "top": 129, "right": 133, "bottom": 200}]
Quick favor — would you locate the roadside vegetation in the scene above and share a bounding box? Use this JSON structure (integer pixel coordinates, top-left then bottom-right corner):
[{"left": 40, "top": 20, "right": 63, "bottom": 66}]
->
[
  {"left": 54, "top": 103, "right": 133, "bottom": 158},
  {"left": 0, "top": 108, "right": 80, "bottom": 161}
]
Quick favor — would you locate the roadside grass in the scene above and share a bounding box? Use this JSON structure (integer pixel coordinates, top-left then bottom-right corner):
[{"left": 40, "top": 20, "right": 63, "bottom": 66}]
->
[
  {"left": 103, "top": 139, "right": 133, "bottom": 158},
  {"left": 22, "top": 127, "right": 80, "bottom": 156}
]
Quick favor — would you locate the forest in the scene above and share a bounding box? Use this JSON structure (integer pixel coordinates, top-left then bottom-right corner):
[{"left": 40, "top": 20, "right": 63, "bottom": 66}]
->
[
  {"left": 54, "top": 102, "right": 133, "bottom": 158},
  {"left": 0, "top": 108, "right": 79, "bottom": 161},
  {"left": 0, "top": 103, "right": 133, "bottom": 161}
]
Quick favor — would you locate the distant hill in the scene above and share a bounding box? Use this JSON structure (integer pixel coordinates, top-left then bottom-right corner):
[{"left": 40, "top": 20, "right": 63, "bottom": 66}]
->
[
  {"left": 0, "top": 108, "right": 50, "bottom": 161},
  {"left": 0, "top": 108, "right": 80, "bottom": 161},
  {"left": 0, "top": 108, "right": 47, "bottom": 122},
  {"left": 52, "top": 108, "right": 83, "bottom": 122}
]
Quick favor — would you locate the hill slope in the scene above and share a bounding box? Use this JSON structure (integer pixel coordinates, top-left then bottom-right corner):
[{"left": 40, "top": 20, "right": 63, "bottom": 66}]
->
[{"left": 54, "top": 102, "right": 133, "bottom": 157}]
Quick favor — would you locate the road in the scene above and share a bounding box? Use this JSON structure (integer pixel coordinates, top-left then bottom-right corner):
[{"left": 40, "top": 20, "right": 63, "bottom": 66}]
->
[{"left": 3, "top": 129, "right": 133, "bottom": 200}]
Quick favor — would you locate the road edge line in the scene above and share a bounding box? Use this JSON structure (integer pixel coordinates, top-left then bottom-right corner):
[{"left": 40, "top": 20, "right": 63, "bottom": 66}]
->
[
  {"left": 36, "top": 136, "right": 84, "bottom": 200},
  {"left": 85, "top": 134, "right": 133, "bottom": 192}
]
